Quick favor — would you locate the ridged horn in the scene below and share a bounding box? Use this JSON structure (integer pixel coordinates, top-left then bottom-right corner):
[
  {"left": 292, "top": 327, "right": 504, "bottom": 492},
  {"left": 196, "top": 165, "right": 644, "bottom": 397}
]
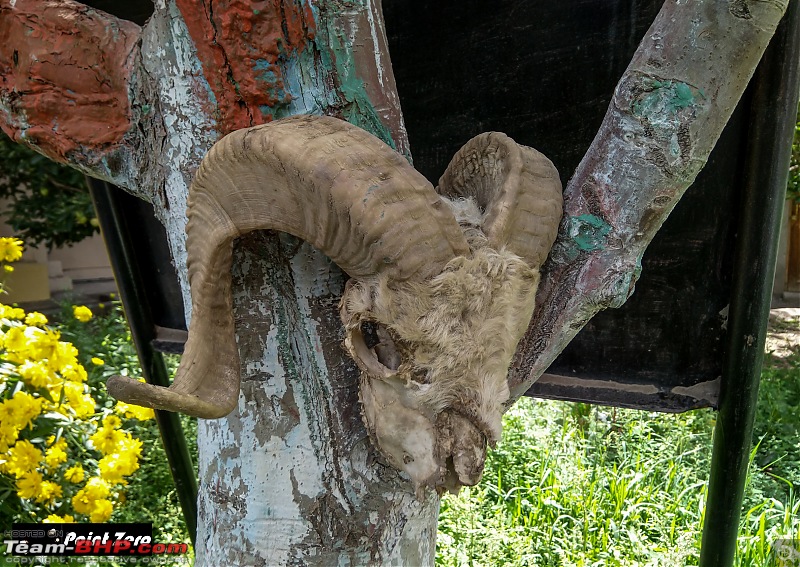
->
[
  {"left": 436, "top": 132, "right": 563, "bottom": 268},
  {"left": 107, "top": 115, "right": 470, "bottom": 418}
]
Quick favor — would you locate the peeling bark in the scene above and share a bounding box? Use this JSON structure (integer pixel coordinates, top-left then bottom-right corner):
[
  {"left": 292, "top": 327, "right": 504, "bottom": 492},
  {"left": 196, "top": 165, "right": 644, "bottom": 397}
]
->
[
  {"left": 197, "top": 234, "right": 438, "bottom": 565},
  {"left": 173, "top": 0, "right": 317, "bottom": 131}
]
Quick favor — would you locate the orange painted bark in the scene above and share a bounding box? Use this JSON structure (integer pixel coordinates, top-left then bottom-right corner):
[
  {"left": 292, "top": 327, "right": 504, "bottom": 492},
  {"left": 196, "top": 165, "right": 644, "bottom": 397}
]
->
[
  {"left": 174, "top": 0, "right": 316, "bottom": 132},
  {"left": 0, "top": 0, "right": 139, "bottom": 162}
]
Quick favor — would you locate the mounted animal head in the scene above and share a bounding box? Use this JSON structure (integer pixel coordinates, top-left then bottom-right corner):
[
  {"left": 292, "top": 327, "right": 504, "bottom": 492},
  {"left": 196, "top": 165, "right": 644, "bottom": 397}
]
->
[{"left": 107, "top": 115, "right": 562, "bottom": 492}]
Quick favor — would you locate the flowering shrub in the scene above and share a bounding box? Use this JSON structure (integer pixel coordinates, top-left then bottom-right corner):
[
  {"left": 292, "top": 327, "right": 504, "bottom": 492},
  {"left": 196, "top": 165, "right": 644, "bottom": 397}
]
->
[
  {"left": 72, "top": 305, "right": 93, "bottom": 323},
  {"left": 0, "top": 239, "right": 153, "bottom": 524}
]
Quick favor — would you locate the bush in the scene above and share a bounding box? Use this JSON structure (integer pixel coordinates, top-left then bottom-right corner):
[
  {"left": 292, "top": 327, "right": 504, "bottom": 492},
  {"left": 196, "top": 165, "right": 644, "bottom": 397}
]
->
[
  {"left": 53, "top": 300, "right": 197, "bottom": 546},
  {"left": 0, "top": 264, "right": 147, "bottom": 526},
  {"left": 788, "top": 102, "right": 800, "bottom": 203},
  {"left": 0, "top": 240, "right": 195, "bottom": 554},
  {"left": 0, "top": 133, "right": 98, "bottom": 249}
]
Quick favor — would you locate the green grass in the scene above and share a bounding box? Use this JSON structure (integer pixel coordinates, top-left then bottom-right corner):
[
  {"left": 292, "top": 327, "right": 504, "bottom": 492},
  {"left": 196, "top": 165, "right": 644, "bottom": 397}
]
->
[{"left": 437, "top": 346, "right": 800, "bottom": 566}]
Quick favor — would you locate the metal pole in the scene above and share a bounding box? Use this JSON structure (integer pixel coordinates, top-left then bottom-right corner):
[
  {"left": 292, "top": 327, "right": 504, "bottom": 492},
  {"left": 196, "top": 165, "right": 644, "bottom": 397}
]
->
[
  {"left": 87, "top": 179, "right": 198, "bottom": 545},
  {"left": 699, "top": 2, "right": 800, "bottom": 565}
]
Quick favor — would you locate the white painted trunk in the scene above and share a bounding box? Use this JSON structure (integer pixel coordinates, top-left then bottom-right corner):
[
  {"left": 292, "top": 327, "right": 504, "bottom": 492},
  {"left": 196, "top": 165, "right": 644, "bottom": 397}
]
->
[{"left": 195, "top": 235, "right": 439, "bottom": 564}]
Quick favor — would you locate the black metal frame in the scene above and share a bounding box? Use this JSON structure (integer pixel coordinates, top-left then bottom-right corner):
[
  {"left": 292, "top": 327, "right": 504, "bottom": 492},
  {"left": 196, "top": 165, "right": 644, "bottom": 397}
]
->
[
  {"left": 88, "top": 180, "right": 197, "bottom": 545},
  {"left": 700, "top": 3, "right": 800, "bottom": 564}
]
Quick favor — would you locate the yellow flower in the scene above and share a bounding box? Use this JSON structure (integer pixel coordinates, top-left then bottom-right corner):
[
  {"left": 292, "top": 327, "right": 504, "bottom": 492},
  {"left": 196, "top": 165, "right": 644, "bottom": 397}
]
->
[
  {"left": 71, "top": 489, "right": 93, "bottom": 515},
  {"left": 96, "top": 429, "right": 142, "bottom": 484},
  {"left": 24, "top": 312, "right": 48, "bottom": 326},
  {"left": 4, "top": 265, "right": 14, "bottom": 273},
  {"left": 4, "top": 439, "right": 43, "bottom": 477},
  {"left": 4, "top": 325, "right": 59, "bottom": 362},
  {"left": 2, "top": 326, "right": 28, "bottom": 352},
  {"left": 115, "top": 395, "right": 155, "bottom": 421},
  {"left": 27, "top": 327, "right": 59, "bottom": 360},
  {"left": 44, "top": 514, "right": 75, "bottom": 523},
  {"left": 63, "top": 382, "right": 95, "bottom": 418},
  {"left": 35, "top": 480, "right": 62, "bottom": 504},
  {"left": 98, "top": 454, "right": 127, "bottom": 485},
  {"left": 16, "top": 470, "right": 43, "bottom": 499},
  {"left": 102, "top": 414, "right": 121, "bottom": 429},
  {"left": 0, "top": 422, "right": 20, "bottom": 453},
  {"left": 64, "top": 465, "right": 85, "bottom": 484},
  {"left": 50, "top": 341, "right": 79, "bottom": 372},
  {"left": 91, "top": 357, "right": 104, "bottom": 366},
  {"left": 0, "top": 392, "right": 43, "bottom": 432},
  {"left": 118, "top": 434, "right": 143, "bottom": 459},
  {"left": 45, "top": 440, "right": 68, "bottom": 469},
  {"left": 90, "top": 499, "right": 113, "bottom": 522},
  {"left": 72, "top": 477, "right": 111, "bottom": 516},
  {"left": 89, "top": 425, "right": 124, "bottom": 455},
  {"left": 2, "top": 307, "right": 26, "bottom": 320},
  {"left": 84, "top": 476, "right": 110, "bottom": 500},
  {"left": 0, "top": 237, "right": 24, "bottom": 262},
  {"left": 44, "top": 380, "right": 65, "bottom": 408},
  {"left": 99, "top": 446, "right": 140, "bottom": 483},
  {"left": 61, "top": 363, "right": 87, "bottom": 383},
  {"left": 18, "top": 360, "right": 55, "bottom": 389},
  {"left": 72, "top": 305, "right": 93, "bottom": 323},
  {"left": 0, "top": 304, "right": 24, "bottom": 320}
]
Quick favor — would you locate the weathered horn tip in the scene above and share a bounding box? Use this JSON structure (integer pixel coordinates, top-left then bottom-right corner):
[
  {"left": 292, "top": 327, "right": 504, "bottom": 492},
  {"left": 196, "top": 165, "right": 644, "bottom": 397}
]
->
[{"left": 106, "top": 375, "right": 236, "bottom": 419}]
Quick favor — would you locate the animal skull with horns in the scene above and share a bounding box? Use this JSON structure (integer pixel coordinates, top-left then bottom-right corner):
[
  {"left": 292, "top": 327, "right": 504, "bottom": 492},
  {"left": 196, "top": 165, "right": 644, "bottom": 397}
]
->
[{"left": 107, "top": 115, "right": 562, "bottom": 492}]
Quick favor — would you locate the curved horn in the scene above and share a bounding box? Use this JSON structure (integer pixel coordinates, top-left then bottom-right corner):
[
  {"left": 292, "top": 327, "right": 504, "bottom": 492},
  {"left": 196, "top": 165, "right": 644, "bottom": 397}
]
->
[
  {"left": 436, "top": 132, "right": 562, "bottom": 268},
  {"left": 107, "top": 115, "right": 470, "bottom": 418}
]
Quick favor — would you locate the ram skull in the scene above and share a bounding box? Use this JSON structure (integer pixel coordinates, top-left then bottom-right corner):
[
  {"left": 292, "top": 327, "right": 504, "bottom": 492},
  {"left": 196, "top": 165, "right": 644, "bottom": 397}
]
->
[{"left": 108, "top": 115, "right": 562, "bottom": 492}]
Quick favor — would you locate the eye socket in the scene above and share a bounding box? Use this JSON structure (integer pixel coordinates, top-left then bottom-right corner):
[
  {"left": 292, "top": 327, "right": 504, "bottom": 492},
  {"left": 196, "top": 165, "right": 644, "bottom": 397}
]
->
[
  {"left": 347, "top": 320, "right": 401, "bottom": 377},
  {"left": 361, "top": 321, "right": 381, "bottom": 350}
]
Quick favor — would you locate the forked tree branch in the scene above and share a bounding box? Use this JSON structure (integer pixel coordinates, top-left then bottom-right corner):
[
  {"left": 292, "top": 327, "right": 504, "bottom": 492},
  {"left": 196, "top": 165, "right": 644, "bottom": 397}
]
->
[
  {"left": 0, "top": 0, "right": 794, "bottom": 563},
  {"left": 509, "top": 0, "right": 792, "bottom": 398}
]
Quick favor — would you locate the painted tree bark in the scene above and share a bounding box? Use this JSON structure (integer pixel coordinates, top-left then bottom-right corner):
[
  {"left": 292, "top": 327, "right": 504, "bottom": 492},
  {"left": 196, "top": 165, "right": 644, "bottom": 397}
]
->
[
  {"left": 0, "top": 0, "right": 792, "bottom": 564},
  {"left": 508, "top": 0, "right": 792, "bottom": 399},
  {"left": 0, "top": 1, "right": 439, "bottom": 564}
]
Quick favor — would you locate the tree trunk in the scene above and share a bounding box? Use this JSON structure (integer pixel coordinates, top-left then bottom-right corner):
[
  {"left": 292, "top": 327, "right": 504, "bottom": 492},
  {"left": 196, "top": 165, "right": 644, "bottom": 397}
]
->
[
  {"left": 198, "top": 234, "right": 439, "bottom": 564},
  {"left": 0, "top": 0, "right": 791, "bottom": 564},
  {"left": 1, "top": 0, "right": 440, "bottom": 563}
]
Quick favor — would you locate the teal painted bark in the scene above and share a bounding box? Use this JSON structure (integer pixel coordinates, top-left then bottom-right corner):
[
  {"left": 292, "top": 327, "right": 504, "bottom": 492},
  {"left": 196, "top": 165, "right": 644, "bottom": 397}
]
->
[
  {"left": 184, "top": 2, "right": 431, "bottom": 565},
  {"left": 277, "top": 23, "right": 397, "bottom": 150},
  {"left": 563, "top": 214, "right": 613, "bottom": 260}
]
